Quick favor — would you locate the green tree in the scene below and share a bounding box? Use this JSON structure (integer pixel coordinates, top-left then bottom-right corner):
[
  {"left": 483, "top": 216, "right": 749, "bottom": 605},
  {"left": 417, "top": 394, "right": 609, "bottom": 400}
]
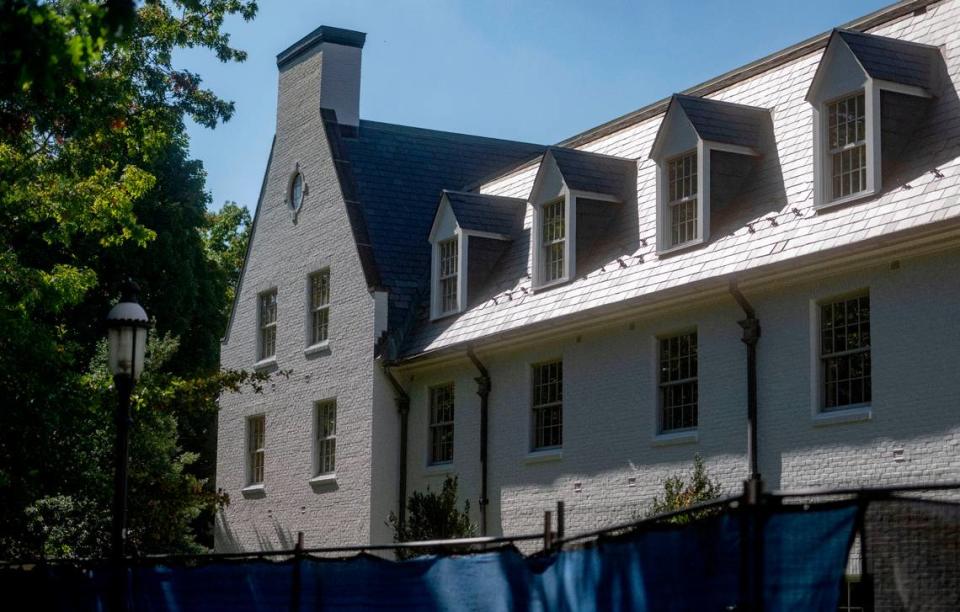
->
[
  {"left": 204, "top": 201, "right": 253, "bottom": 317},
  {"left": 646, "top": 455, "right": 723, "bottom": 524},
  {"left": 388, "top": 476, "right": 477, "bottom": 560},
  {"left": 0, "top": 0, "right": 260, "bottom": 557}
]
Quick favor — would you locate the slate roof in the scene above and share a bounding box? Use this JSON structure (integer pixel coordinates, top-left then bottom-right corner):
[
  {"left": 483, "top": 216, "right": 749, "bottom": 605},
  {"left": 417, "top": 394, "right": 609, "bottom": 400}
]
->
[
  {"left": 443, "top": 191, "right": 526, "bottom": 236},
  {"left": 837, "top": 29, "right": 940, "bottom": 90},
  {"left": 336, "top": 120, "right": 545, "bottom": 331},
  {"left": 672, "top": 94, "right": 770, "bottom": 151},
  {"left": 397, "top": 0, "right": 960, "bottom": 360},
  {"left": 547, "top": 147, "right": 637, "bottom": 198}
]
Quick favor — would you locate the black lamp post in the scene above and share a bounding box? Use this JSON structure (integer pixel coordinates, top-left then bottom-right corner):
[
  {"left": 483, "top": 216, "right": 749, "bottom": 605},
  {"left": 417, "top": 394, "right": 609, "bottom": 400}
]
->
[{"left": 106, "top": 280, "right": 148, "bottom": 561}]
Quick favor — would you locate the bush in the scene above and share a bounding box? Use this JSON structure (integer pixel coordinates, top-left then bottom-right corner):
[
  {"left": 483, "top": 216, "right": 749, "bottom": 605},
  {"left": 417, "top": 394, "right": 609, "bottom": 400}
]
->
[
  {"left": 387, "top": 476, "right": 476, "bottom": 559},
  {"left": 646, "top": 454, "right": 722, "bottom": 524}
]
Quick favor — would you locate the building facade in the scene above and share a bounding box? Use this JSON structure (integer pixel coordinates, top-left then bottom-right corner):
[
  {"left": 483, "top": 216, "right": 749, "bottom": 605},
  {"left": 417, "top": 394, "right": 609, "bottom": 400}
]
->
[{"left": 215, "top": 0, "right": 960, "bottom": 553}]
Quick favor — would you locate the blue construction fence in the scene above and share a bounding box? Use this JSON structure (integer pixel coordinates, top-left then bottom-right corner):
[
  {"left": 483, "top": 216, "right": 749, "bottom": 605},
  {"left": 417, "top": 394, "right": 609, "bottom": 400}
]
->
[{"left": 2, "top": 491, "right": 958, "bottom": 611}]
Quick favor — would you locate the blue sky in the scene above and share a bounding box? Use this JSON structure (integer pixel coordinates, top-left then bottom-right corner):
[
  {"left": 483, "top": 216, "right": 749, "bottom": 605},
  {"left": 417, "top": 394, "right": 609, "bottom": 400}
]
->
[{"left": 179, "top": 0, "right": 891, "bottom": 212}]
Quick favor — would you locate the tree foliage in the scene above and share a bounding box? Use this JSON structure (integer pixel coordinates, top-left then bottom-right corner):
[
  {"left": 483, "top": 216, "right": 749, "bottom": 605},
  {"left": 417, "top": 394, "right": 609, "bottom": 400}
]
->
[
  {"left": 388, "top": 476, "right": 477, "bottom": 560},
  {"left": 0, "top": 0, "right": 260, "bottom": 557},
  {"left": 646, "top": 455, "right": 723, "bottom": 524}
]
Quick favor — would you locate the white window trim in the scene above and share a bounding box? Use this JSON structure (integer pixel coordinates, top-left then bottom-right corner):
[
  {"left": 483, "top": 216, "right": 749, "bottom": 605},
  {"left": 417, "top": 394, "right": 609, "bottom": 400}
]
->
[
  {"left": 430, "top": 230, "right": 468, "bottom": 320},
  {"left": 807, "top": 292, "right": 874, "bottom": 422},
  {"left": 656, "top": 142, "right": 710, "bottom": 254},
  {"left": 305, "top": 268, "right": 331, "bottom": 353},
  {"left": 532, "top": 193, "right": 576, "bottom": 289},
  {"left": 427, "top": 383, "right": 455, "bottom": 466},
  {"left": 813, "top": 86, "right": 882, "bottom": 209},
  {"left": 246, "top": 414, "right": 266, "bottom": 487},
  {"left": 255, "top": 288, "right": 278, "bottom": 365},
  {"left": 529, "top": 359, "right": 563, "bottom": 452},
  {"left": 654, "top": 328, "right": 700, "bottom": 436},
  {"left": 313, "top": 399, "right": 337, "bottom": 477}
]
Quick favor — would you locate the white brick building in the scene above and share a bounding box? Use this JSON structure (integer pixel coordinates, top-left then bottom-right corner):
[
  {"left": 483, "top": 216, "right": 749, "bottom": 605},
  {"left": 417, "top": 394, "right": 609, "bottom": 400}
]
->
[{"left": 215, "top": 1, "right": 960, "bottom": 553}]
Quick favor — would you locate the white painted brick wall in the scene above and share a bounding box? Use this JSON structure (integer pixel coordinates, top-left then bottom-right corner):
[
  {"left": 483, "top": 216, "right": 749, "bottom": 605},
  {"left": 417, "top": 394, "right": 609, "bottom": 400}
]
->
[
  {"left": 403, "top": 247, "right": 960, "bottom": 549},
  {"left": 215, "top": 45, "right": 379, "bottom": 552}
]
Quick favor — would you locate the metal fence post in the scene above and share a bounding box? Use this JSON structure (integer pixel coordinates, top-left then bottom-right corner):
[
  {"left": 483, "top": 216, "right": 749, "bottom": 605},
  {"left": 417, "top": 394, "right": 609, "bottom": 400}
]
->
[
  {"left": 291, "top": 531, "right": 304, "bottom": 612},
  {"left": 556, "top": 501, "right": 565, "bottom": 546},
  {"left": 543, "top": 511, "right": 553, "bottom": 551}
]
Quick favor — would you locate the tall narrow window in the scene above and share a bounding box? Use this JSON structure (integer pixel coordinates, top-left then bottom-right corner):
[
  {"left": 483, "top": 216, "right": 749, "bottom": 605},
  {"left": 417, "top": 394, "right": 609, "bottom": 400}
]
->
[
  {"left": 247, "top": 415, "right": 265, "bottom": 485},
  {"left": 429, "top": 384, "right": 455, "bottom": 464},
  {"left": 309, "top": 270, "right": 330, "bottom": 345},
  {"left": 315, "top": 400, "right": 336, "bottom": 475},
  {"left": 659, "top": 331, "right": 698, "bottom": 432},
  {"left": 828, "top": 92, "right": 867, "bottom": 201},
  {"left": 820, "top": 293, "right": 871, "bottom": 410},
  {"left": 258, "top": 290, "right": 277, "bottom": 361},
  {"left": 541, "top": 199, "right": 566, "bottom": 283},
  {"left": 532, "top": 360, "right": 563, "bottom": 450},
  {"left": 438, "top": 237, "right": 458, "bottom": 314},
  {"left": 668, "top": 151, "right": 698, "bottom": 246}
]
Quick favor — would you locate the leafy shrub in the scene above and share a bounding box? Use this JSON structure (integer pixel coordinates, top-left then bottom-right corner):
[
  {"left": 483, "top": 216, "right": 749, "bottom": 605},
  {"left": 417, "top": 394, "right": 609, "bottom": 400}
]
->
[
  {"left": 646, "top": 454, "right": 723, "bottom": 524},
  {"left": 387, "top": 476, "right": 476, "bottom": 559}
]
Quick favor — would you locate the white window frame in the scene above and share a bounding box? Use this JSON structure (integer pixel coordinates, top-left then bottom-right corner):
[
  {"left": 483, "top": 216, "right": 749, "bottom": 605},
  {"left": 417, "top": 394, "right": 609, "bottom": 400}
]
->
[
  {"left": 530, "top": 360, "right": 563, "bottom": 451},
  {"left": 313, "top": 399, "right": 337, "bottom": 476},
  {"left": 810, "top": 291, "right": 872, "bottom": 419},
  {"left": 307, "top": 269, "right": 330, "bottom": 350},
  {"left": 657, "top": 330, "right": 699, "bottom": 434},
  {"left": 656, "top": 143, "right": 710, "bottom": 254},
  {"left": 256, "top": 289, "right": 277, "bottom": 363},
  {"left": 428, "top": 384, "right": 455, "bottom": 465},
  {"left": 430, "top": 231, "right": 467, "bottom": 319},
  {"left": 438, "top": 237, "right": 459, "bottom": 315},
  {"left": 246, "top": 414, "right": 266, "bottom": 486},
  {"left": 532, "top": 195, "right": 576, "bottom": 288},
  {"left": 813, "top": 86, "right": 881, "bottom": 209}
]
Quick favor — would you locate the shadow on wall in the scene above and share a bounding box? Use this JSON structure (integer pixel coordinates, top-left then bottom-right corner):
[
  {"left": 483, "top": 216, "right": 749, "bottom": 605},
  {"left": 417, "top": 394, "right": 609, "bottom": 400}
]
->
[{"left": 215, "top": 511, "right": 296, "bottom": 553}]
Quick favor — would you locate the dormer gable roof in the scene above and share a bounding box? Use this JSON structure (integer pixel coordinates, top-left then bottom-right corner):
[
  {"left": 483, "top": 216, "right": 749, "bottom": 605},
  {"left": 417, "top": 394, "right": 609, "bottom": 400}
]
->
[
  {"left": 434, "top": 191, "right": 525, "bottom": 239},
  {"left": 650, "top": 94, "right": 769, "bottom": 159},
  {"left": 806, "top": 29, "right": 940, "bottom": 102},
  {"left": 530, "top": 147, "right": 636, "bottom": 205}
]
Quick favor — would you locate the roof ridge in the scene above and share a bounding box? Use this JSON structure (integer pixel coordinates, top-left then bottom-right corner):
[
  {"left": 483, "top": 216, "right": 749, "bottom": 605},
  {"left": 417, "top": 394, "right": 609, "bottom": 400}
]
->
[
  {"left": 357, "top": 119, "right": 544, "bottom": 148},
  {"left": 443, "top": 189, "right": 526, "bottom": 201},
  {"left": 836, "top": 26, "right": 943, "bottom": 50},
  {"left": 549, "top": 145, "right": 637, "bottom": 162},
  {"left": 674, "top": 93, "right": 771, "bottom": 113}
]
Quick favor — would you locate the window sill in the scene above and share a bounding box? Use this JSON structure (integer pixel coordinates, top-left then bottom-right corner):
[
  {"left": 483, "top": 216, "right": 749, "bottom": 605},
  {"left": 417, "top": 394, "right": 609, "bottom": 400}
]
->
[
  {"left": 813, "top": 405, "right": 872, "bottom": 427},
  {"left": 814, "top": 189, "right": 877, "bottom": 212},
  {"left": 423, "top": 463, "right": 454, "bottom": 477},
  {"left": 530, "top": 277, "right": 571, "bottom": 293},
  {"left": 308, "top": 473, "right": 337, "bottom": 486},
  {"left": 524, "top": 448, "right": 563, "bottom": 464},
  {"left": 241, "top": 484, "right": 266, "bottom": 498},
  {"left": 253, "top": 357, "right": 277, "bottom": 371},
  {"left": 653, "top": 430, "right": 699, "bottom": 446},
  {"left": 656, "top": 238, "right": 705, "bottom": 258},
  {"left": 430, "top": 310, "right": 461, "bottom": 322},
  {"left": 304, "top": 342, "right": 330, "bottom": 357}
]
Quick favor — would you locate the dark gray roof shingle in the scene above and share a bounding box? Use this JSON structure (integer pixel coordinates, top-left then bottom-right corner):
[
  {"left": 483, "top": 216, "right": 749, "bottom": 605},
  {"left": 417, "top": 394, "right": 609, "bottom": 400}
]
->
[
  {"left": 548, "top": 147, "right": 636, "bottom": 198},
  {"left": 443, "top": 191, "right": 525, "bottom": 237},
  {"left": 338, "top": 120, "right": 545, "bottom": 332},
  {"left": 837, "top": 29, "right": 939, "bottom": 90},
  {"left": 673, "top": 95, "right": 770, "bottom": 151}
]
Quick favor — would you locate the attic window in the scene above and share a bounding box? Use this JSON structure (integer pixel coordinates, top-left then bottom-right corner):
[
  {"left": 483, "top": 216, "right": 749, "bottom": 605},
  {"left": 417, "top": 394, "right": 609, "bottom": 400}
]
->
[
  {"left": 806, "top": 30, "right": 940, "bottom": 208},
  {"left": 541, "top": 199, "right": 566, "bottom": 283},
  {"left": 438, "top": 237, "right": 459, "bottom": 314},
  {"left": 828, "top": 92, "right": 867, "bottom": 200},
  {"left": 668, "top": 151, "right": 698, "bottom": 246}
]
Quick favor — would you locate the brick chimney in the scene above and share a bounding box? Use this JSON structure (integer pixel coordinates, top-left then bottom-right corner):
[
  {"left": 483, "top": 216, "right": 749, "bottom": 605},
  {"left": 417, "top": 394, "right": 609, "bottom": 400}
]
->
[{"left": 276, "top": 25, "right": 366, "bottom": 128}]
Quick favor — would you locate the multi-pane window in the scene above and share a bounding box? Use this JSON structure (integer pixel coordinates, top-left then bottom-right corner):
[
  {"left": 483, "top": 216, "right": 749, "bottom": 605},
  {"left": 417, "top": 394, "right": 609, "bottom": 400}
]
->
[
  {"left": 258, "top": 290, "right": 277, "bottom": 361},
  {"left": 429, "top": 384, "right": 455, "bottom": 464},
  {"left": 668, "top": 151, "right": 698, "bottom": 246},
  {"left": 315, "top": 400, "right": 336, "bottom": 475},
  {"left": 541, "top": 199, "right": 566, "bottom": 283},
  {"left": 659, "top": 331, "right": 698, "bottom": 432},
  {"left": 247, "top": 415, "right": 265, "bottom": 485},
  {"left": 820, "top": 293, "right": 871, "bottom": 410},
  {"left": 828, "top": 92, "right": 867, "bottom": 201},
  {"left": 309, "top": 270, "right": 330, "bottom": 345},
  {"left": 532, "top": 360, "right": 563, "bottom": 450},
  {"left": 438, "top": 237, "right": 458, "bottom": 314}
]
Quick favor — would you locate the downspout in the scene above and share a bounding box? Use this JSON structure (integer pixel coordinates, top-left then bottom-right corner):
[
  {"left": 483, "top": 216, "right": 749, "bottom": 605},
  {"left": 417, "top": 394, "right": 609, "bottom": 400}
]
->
[
  {"left": 466, "top": 348, "right": 491, "bottom": 536},
  {"left": 729, "top": 281, "right": 763, "bottom": 491},
  {"left": 382, "top": 363, "right": 410, "bottom": 528}
]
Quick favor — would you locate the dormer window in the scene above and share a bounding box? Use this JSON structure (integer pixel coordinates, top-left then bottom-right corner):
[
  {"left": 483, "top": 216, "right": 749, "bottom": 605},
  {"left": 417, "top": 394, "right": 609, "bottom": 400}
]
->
[
  {"left": 438, "top": 237, "right": 459, "bottom": 314},
  {"left": 668, "top": 151, "right": 698, "bottom": 246},
  {"left": 428, "top": 191, "right": 525, "bottom": 319},
  {"left": 650, "top": 94, "right": 769, "bottom": 254},
  {"left": 806, "top": 30, "right": 941, "bottom": 208},
  {"left": 541, "top": 199, "right": 566, "bottom": 283},
  {"left": 528, "top": 147, "right": 635, "bottom": 289}
]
